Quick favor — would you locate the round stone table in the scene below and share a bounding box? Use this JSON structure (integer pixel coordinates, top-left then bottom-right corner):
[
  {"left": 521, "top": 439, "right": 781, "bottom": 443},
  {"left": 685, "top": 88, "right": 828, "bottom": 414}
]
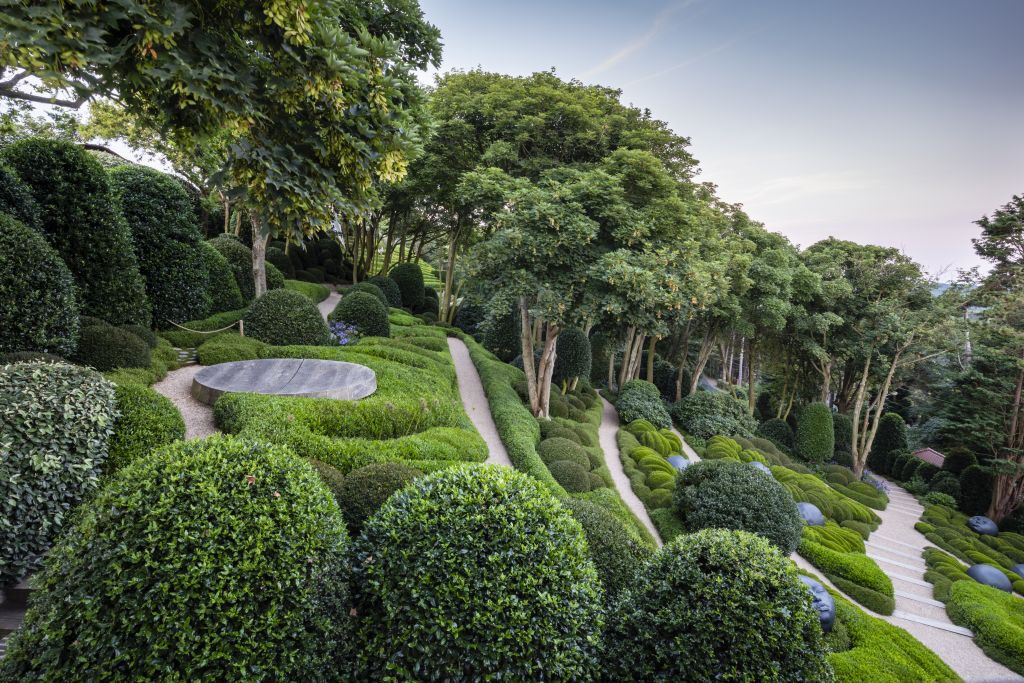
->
[{"left": 191, "top": 358, "right": 376, "bottom": 405}]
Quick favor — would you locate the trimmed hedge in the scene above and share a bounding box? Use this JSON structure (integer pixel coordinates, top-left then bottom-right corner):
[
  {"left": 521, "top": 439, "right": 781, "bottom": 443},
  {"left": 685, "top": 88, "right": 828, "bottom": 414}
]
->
[
  {"left": 329, "top": 291, "right": 390, "bottom": 338},
  {"left": 564, "top": 498, "right": 652, "bottom": 599},
  {"left": 947, "top": 580, "right": 1024, "bottom": 675},
  {"left": 549, "top": 459, "right": 593, "bottom": 492},
  {"left": 798, "top": 534, "right": 895, "bottom": 615},
  {"left": 120, "top": 324, "right": 157, "bottom": 349},
  {"left": 603, "top": 529, "right": 833, "bottom": 680},
  {"left": 0, "top": 362, "right": 118, "bottom": 587},
  {"left": 245, "top": 289, "right": 330, "bottom": 346},
  {"left": 350, "top": 466, "right": 603, "bottom": 679},
  {"left": 959, "top": 464, "right": 993, "bottom": 515},
  {"left": 943, "top": 448, "right": 978, "bottom": 475},
  {"left": 616, "top": 379, "right": 671, "bottom": 428},
  {"left": 674, "top": 459, "right": 803, "bottom": 553},
  {"left": 538, "top": 436, "right": 590, "bottom": 468},
  {"left": 0, "top": 163, "right": 40, "bottom": 227},
  {"left": 1, "top": 138, "right": 150, "bottom": 325},
  {"left": 872, "top": 412, "right": 908, "bottom": 457},
  {"left": 284, "top": 279, "right": 330, "bottom": 303},
  {"left": 671, "top": 389, "right": 757, "bottom": 440},
  {"left": 367, "top": 275, "right": 403, "bottom": 307},
  {"left": 337, "top": 461, "right": 423, "bottom": 533},
  {"left": 0, "top": 213, "right": 80, "bottom": 356},
  {"left": 757, "top": 416, "right": 794, "bottom": 450},
  {"left": 208, "top": 234, "right": 255, "bottom": 301},
  {"left": 198, "top": 241, "right": 245, "bottom": 313},
  {"left": 390, "top": 262, "right": 425, "bottom": 311},
  {"left": 106, "top": 382, "right": 185, "bottom": 474},
  {"left": 73, "top": 324, "right": 151, "bottom": 371},
  {"left": 345, "top": 281, "right": 387, "bottom": 305},
  {"left": 834, "top": 413, "right": 853, "bottom": 454},
  {"left": 553, "top": 327, "right": 591, "bottom": 384},
  {"left": 266, "top": 246, "right": 294, "bottom": 278},
  {"left": 109, "top": 166, "right": 210, "bottom": 326},
  {"left": 0, "top": 436, "right": 351, "bottom": 680},
  {"left": 797, "top": 402, "right": 835, "bottom": 462}
]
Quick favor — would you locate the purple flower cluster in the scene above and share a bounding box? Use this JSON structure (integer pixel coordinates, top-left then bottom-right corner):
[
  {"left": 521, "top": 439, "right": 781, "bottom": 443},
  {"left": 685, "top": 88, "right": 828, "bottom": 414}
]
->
[
  {"left": 862, "top": 471, "right": 889, "bottom": 493},
  {"left": 329, "top": 321, "right": 359, "bottom": 346}
]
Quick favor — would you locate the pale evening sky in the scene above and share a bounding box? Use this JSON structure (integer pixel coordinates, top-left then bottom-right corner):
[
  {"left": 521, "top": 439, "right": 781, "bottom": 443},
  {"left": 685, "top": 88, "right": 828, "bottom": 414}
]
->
[{"left": 418, "top": 0, "right": 1024, "bottom": 275}]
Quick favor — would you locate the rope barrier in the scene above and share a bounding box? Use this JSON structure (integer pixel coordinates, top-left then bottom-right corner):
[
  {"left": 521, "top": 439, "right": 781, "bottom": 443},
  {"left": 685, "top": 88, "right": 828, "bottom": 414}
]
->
[{"left": 164, "top": 319, "right": 245, "bottom": 335}]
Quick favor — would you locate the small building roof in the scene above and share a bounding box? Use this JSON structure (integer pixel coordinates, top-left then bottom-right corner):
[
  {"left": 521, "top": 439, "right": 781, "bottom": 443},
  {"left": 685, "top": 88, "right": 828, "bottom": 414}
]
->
[{"left": 913, "top": 447, "right": 946, "bottom": 467}]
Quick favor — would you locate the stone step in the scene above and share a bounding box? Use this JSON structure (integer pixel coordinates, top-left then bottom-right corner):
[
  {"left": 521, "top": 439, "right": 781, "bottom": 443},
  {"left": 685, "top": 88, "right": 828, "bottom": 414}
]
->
[
  {"left": 0, "top": 605, "right": 26, "bottom": 639},
  {"left": 890, "top": 609, "right": 973, "bottom": 637},
  {"left": 885, "top": 506, "right": 924, "bottom": 517},
  {"left": 0, "top": 634, "right": 7, "bottom": 660},
  {"left": 891, "top": 573, "right": 936, "bottom": 598},
  {"left": 871, "top": 533, "right": 927, "bottom": 552},
  {"left": 894, "top": 589, "right": 945, "bottom": 608},
  {"left": 888, "top": 570, "right": 932, "bottom": 588},
  {"left": 894, "top": 595, "right": 952, "bottom": 622},
  {"left": 2, "top": 579, "right": 32, "bottom": 609},
  {"left": 868, "top": 553, "right": 927, "bottom": 573},
  {"left": 866, "top": 541, "right": 923, "bottom": 563}
]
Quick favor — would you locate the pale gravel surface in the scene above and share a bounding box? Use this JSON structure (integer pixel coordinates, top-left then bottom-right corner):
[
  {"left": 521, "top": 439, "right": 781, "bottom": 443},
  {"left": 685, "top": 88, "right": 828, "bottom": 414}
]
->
[
  {"left": 446, "top": 337, "right": 512, "bottom": 467},
  {"left": 152, "top": 364, "right": 217, "bottom": 440},
  {"left": 318, "top": 289, "right": 341, "bottom": 320},
  {"left": 599, "top": 397, "right": 663, "bottom": 546}
]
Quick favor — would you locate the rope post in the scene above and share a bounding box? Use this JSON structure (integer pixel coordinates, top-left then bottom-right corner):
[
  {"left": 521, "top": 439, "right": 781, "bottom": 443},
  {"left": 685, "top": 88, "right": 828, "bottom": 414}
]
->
[{"left": 239, "top": 319, "right": 244, "bottom": 337}]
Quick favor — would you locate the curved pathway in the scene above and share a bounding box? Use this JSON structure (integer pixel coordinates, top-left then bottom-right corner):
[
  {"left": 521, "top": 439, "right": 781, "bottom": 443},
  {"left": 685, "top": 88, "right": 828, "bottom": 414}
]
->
[
  {"left": 795, "top": 481, "right": 1016, "bottom": 682},
  {"left": 318, "top": 288, "right": 341, "bottom": 319},
  {"left": 446, "top": 338, "right": 512, "bottom": 467},
  {"left": 599, "top": 397, "right": 663, "bottom": 546},
  {"left": 152, "top": 364, "right": 217, "bottom": 439}
]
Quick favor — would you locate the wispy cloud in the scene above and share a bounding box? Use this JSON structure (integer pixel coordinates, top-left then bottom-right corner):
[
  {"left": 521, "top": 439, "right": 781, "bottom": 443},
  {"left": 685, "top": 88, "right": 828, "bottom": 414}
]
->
[
  {"left": 742, "top": 172, "right": 873, "bottom": 207},
  {"left": 581, "top": 0, "right": 700, "bottom": 79}
]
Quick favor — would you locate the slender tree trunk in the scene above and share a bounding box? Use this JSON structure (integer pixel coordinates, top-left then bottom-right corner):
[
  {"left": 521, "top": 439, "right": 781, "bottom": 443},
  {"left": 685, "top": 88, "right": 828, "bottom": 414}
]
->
[
  {"left": 249, "top": 209, "right": 269, "bottom": 298},
  {"left": 747, "top": 336, "right": 757, "bottom": 416},
  {"left": 820, "top": 359, "right": 833, "bottom": 404},
  {"left": 220, "top": 192, "right": 230, "bottom": 233},
  {"left": 440, "top": 227, "right": 460, "bottom": 324},
  {"left": 629, "top": 334, "right": 646, "bottom": 381},
  {"left": 687, "top": 329, "right": 717, "bottom": 396},
  {"left": 646, "top": 336, "right": 659, "bottom": 383},
  {"left": 520, "top": 298, "right": 540, "bottom": 416},
  {"left": 537, "top": 323, "right": 559, "bottom": 418},
  {"left": 850, "top": 355, "right": 874, "bottom": 477},
  {"left": 618, "top": 327, "right": 636, "bottom": 389},
  {"left": 607, "top": 346, "right": 616, "bottom": 390},
  {"left": 989, "top": 360, "right": 1024, "bottom": 520}
]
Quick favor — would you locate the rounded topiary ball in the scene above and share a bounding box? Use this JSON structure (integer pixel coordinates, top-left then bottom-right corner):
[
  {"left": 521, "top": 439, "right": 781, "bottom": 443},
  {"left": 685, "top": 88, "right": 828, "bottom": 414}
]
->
[
  {"left": 245, "top": 289, "right": 330, "bottom": 346},
  {"left": 73, "top": 325, "right": 151, "bottom": 371},
  {"left": 350, "top": 465, "right": 603, "bottom": 679},
  {"left": 673, "top": 459, "right": 802, "bottom": 554},
  {"left": 0, "top": 164, "right": 40, "bottom": 227},
  {"left": 106, "top": 383, "right": 185, "bottom": 474},
  {"left": 389, "top": 262, "right": 425, "bottom": 311},
  {"left": 119, "top": 324, "right": 157, "bottom": 348},
  {"left": 943, "top": 448, "right": 978, "bottom": 476},
  {"left": 757, "top": 417, "right": 794, "bottom": 450},
  {"left": 345, "top": 281, "right": 387, "bottom": 305},
  {"left": 0, "top": 362, "right": 117, "bottom": 587},
  {"left": 367, "top": 275, "right": 402, "bottom": 307},
  {"left": 208, "top": 234, "right": 255, "bottom": 301},
  {"left": 602, "top": 529, "right": 833, "bottom": 681},
  {"left": 549, "top": 459, "right": 593, "bottom": 493},
  {"left": 538, "top": 436, "right": 590, "bottom": 468},
  {"left": 329, "top": 291, "right": 390, "bottom": 338},
  {"left": 553, "top": 327, "right": 592, "bottom": 383},
  {"left": 0, "top": 436, "right": 351, "bottom": 681},
  {"left": 0, "top": 213, "right": 80, "bottom": 356},
  {"left": 564, "top": 498, "right": 652, "bottom": 599},
  {"left": 337, "top": 461, "right": 422, "bottom": 533},
  {"left": 199, "top": 241, "right": 245, "bottom": 313}
]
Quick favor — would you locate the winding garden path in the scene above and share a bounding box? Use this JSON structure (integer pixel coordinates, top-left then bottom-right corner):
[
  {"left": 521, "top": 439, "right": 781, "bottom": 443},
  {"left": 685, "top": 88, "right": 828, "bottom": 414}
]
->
[
  {"left": 599, "top": 397, "right": 663, "bottom": 546},
  {"left": 794, "top": 482, "right": 1016, "bottom": 682},
  {"left": 446, "top": 337, "right": 512, "bottom": 467},
  {"left": 317, "top": 288, "right": 341, "bottom": 319},
  {"left": 153, "top": 364, "right": 217, "bottom": 439}
]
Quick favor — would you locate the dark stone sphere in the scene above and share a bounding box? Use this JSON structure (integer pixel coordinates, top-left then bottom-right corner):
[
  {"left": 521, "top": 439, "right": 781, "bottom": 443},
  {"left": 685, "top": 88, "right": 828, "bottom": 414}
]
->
[
  {"left": 797, "top": 502, "right": 826, "bottom": 527},
  {"left": 666, "top": 455, "right": 689, "bottom": 471},
  {"left": 749, "top": 461, "right": 771, "bottom": 475},
  {"left": 1012, "top": 564, "right": 1024, "bottom": 579},
  {"left": 967, "top": 516, "right": 999, "bottom": 536},
  {"left": 967, "top": 563, "right": 1013, "bottom": 592},
  {"left": 798, "top": 575, "right": 836, "bottom": 633}
]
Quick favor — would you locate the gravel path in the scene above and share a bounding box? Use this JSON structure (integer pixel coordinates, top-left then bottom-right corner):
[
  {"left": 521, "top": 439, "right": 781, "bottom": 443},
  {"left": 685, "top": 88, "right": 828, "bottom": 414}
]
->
[
  {"left": 318, "top": 289, "right": 341, "bottom": 320},
  {"left": 152, "top": 365, "right": 217, "bottom": 440},
  {"left": 671, "top": 425, "right": 702, "bottom": 462},
  {"left": 599, "top": 397, "right": 663, "bottom": 546},
  {"left": 446, "top": 337, "right": 512, "bottom": 467}
]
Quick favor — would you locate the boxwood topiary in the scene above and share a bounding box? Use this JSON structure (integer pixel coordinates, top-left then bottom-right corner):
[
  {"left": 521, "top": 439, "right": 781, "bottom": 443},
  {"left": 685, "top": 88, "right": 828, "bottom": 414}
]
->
[
  {"left": 833, "top": 413, "right": 853, "bottom": 453},
  {"left": 73, "top": 325, "right": 151, "bottom": 371},
  {"left": 960, "top": 464, "right": 993, "bottom": 516},
  {"left": 266, "top": 261, "right": 285, "bottom": 291},
  {"left": 0, "top": 436, "right": 351, "bottom": 680},
  {"left": 916, "top": 462, "right": 940, "bottom": 483},
  {"left": 929, "top": 471, "right": 961, "bottom": 499},
  {"left": 0, "top": 164, "right": 40, "bottom": 227},
  {"left": 367, "top": 275, "right": 403, "bottom": 307},
  {"left": 538, "top": 436, "right": 590, "bottom": 468},
  {"left": 329, "top": 291, "right": 389, "bottom": 338},
  {"left": 871, "top": 412, "right": 908, "bottom": 458},
  {"left": 109, "top": 166, "right": 210, "bottom": 326},
  {"left": 757, "top": 417, "right": 794, "bottom": 450},
  {"left": 943, "top": 447, "right": 978, "bottom": 475},
  {"left": 564, "top": 498, "right": 652, "bottom": 599},
  {"left": 673, "top": 459, "right": 803, "bottom": 554},
  {"left": 1, "top": 138, "right": 150, "bottom": 325},
  {"left": 616, "top": 379, "right": 671, "bottom": 428},
  {"left": 0, "top": 213, "right": 80, "bottom": 356},
  {"left": 266, "top": 246, "right": 294, "bottom": 277},
  {"left": 198, "top": 240, "right": 244, "bottom": 313},
  {"left": 0, "top": 362, "right": 118, "bottom": 587},
  {"left": 389, "top": 262, "right": 425, "bottom": 311},
  {"left": 337, "top": 461, "right": 422, "bottom": 533},
  {"left": 208, "top": 234, "right": 255, "bottom": 301},
  {"left": 119, "top": 324, "right": 157, "bottom": 348},
  {"left": 553, "top": 326, "right": 592, "bottom": 385},
  {"left": 602, "top": 529, "right": 833, "bottom": 681},
  {"left": 345, "top": 281, "right": 387, "bottom": 305},
  {"left": 350, "top": 466, "right": 603, "bottom": 679},
  {"left": 245, "top": 289, "right": 330, "bottom": 346},
  {"left": 901, "top": 457, "right": 923, "bottom": 482},
  {"left": 796, "top": 402, "right": 834, "bottom": 463},
  {"left": 671, "top": 390, "right": 757, "bottom": 440},
  {"left": 549, "top": 459, "right": 594, "bottom": 492},
  {"left": 307, "top": 458, "right": 345, "bottom": 506},
  {"left": 105, "top": 383, "right": 185, "bottom": 474}
]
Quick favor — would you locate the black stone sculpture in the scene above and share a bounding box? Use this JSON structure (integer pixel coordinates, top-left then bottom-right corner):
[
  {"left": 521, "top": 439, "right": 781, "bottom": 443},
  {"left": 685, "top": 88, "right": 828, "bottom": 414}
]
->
[
  {"left": 797, "top": 502, "right": 826, "bottom": 527},
  {"left": 1012, "top": 564, "right": 1024, "bottom": 579},
  {"left": 967, "top": 516, "right": 999, "bottom": 536},
  {"left": 967, "top": 564, "right": 1012, "bottom": 592},
  {"left": 798, "top": 575, "right": 836, "bottom": 633},
  {"left": 667, "top": 455, "right": 689, "bottom": 471}
]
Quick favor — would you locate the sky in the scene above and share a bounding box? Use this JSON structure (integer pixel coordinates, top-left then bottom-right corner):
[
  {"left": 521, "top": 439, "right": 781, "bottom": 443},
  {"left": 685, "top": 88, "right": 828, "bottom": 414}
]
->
[{"left": 418, "top": 0, "right": 1024, "bottom": 276}]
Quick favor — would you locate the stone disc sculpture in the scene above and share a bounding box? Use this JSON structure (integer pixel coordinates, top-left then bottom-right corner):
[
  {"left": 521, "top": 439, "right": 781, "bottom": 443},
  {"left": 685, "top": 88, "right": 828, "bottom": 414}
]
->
[
  {"left": 666, "top": 455, "right": 689, "bottom": 472},
  {"left": 798, "top": 575, "right": 836, "bottom": 633},
  {"left": 192, "top": 358, "right": 376, "bottom": 406},
  {"left": 967, "top": 516, "right": 999, "bottom": 536},
  {"left": 1012, "top": 564, "right": 1024, "bottom": 579},
  {"left": 749, "top": 461, "right": 771, "bottom": 475},
  {"left": 797, "top": 502, "right": 826, "bottom": 527},
  {"left": 966, "top": 563, "right": 1012, "bottom": 592}
]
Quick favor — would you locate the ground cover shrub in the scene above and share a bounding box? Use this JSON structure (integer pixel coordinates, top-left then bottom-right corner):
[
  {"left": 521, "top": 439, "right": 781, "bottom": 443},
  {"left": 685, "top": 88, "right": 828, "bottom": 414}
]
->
[
  {"left": 673, "top": 459, "right": 803, "bottom": 553},
  {"left": 367, "top": 275, "right": 403, "bottom": 307},
  {"left": 73, "top": 324, "right": 151, "bottom": 371},
  {"left": 105, "top": 382, "right": 185, "bottom": 474},
  {"left": 390, "top": 261, "right": 425, "bottom": 311},
  {"left": 109, "top": 166, "right": 210, "bottom": 326},
  {"left": 602, "top": 529, "right": 833, "bottom": 681},
  {"left": 284, "top": 279, "right": 330, "bottom": 303},
  {"left": 798, "top": 530, "right": 895, "bottom": 614},
  {"left": 0, "top": 362, "right": 117, "bottom": 587},
  {"left": 0, "top": 164, "right": 40, "bottom": 226},
  {"left": 552, "top": 326, "right": 591, "bottom": 386},
  {"left": 564, "top": 498, "right": 651, "bottom": 598},
  {"left": 671, "top": 389, "right": 757, "bottom": 440},
  {"left": 208, "top": 234, "right": 255, "bottom": 301},
  {"left": 0, "top": 436, "right": 350, "bottom": 680},
  {"left": 245, "top": 289, "right": 330, "bottom": 346},
  {"left": 928, "top": 471, "right": 961, "bottom": 499},
  {"left": 757, "top": 416, "right": 794, "bottom": 450},
  {"left": 337, "top": 461, "right": 423, "bottom": 533},
  {"left": 350, "top": 466, "right": 603, "bottom": 679},
  {"left": 923, "top": 491, "right": 958, "bottom": 508},
  {"left": 102, "top": 337, "right": 180, "bottom": 387},
  {"left": 199, "top": 240, "right": 245, "bottom": 313},
  {"left": 959, "top": 464, "right": 993, "bottom": 515},
  {"left": 330, "top": 291, "right": 390, "bottom": 338},
  {"left": 943, "top": 447, "right": 978, "bottom": 475},
  {"left": 0, "top": 213, "right": 79, "bottom": 356},
  {"left": 615, "top": 379, "right": 671, "bottom": 428},
  {"left": 1, "top": 138, "right": 150, "bottom": 325},
  {"left": 797, "top": 402, "right": 835, "bottom": 462}
]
